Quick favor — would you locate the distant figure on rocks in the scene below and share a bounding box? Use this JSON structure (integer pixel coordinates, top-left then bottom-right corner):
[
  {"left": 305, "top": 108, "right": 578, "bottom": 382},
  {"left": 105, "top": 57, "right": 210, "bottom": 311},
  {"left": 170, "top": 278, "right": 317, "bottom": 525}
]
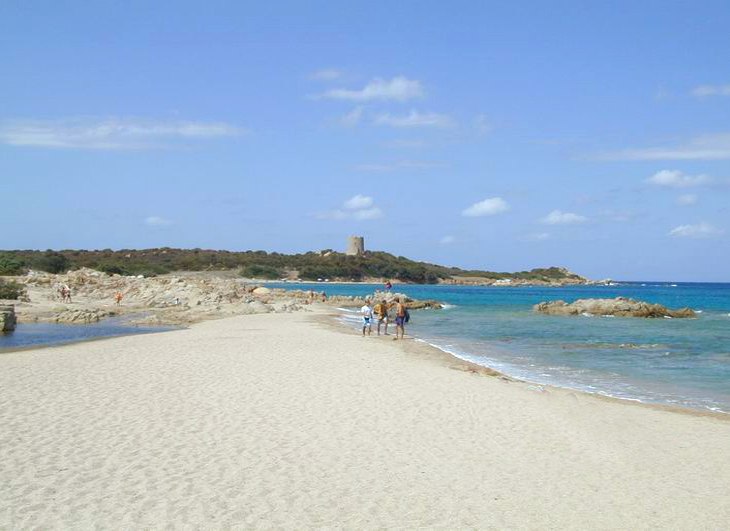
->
[
  {"left": 385, "top": 280, "right": 392, "bottom": 291},
  {"left": 394, "top": 298, "right": 407, "bottom": 340},
  {"left": 114, "top": 291, "right": 123, "bottom": 306},
  {"left": 361, "top": 299, "right": 373, "bottom": 336},
  {"left": 61, "top": 285, "right": 72, "bottom": 303},
  {"left": 321, "top": 291, "right": 327, "bottom": 303},
  {"left": 374, "top": 299, "right": 390, "bottom": 336}
]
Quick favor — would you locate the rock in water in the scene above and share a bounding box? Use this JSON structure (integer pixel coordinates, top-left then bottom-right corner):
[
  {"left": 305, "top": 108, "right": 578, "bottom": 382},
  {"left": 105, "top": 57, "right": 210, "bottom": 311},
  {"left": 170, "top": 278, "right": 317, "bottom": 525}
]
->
[
  {"left": 0, "top": 305, "right": 17, "bottom": 332},
  {"left": 533, "top": 297, "right": 695, "bottom": 318}
]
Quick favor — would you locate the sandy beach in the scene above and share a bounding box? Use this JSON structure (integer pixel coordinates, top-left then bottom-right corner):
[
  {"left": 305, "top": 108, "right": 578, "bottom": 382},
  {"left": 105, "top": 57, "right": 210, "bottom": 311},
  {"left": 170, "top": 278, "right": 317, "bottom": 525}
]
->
[{"left": 1, "top": 310, "right": 729, "bottom": 529}]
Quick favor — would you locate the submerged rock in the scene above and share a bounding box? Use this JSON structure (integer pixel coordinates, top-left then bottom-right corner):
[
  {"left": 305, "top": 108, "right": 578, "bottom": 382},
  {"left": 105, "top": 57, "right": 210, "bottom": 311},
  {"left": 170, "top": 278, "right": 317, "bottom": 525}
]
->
[{"left": 533, "top": 297, "right": 696, "bottom": 318}]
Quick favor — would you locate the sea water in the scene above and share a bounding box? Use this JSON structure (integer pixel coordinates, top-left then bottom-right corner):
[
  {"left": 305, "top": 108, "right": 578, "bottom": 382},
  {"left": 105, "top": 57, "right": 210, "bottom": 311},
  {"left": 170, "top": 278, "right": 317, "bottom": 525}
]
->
[
  {"left": 0, "top": 316, "right": 175, "bottom": 352},
  {"left": 268, "top": 281, "right": 730, "bottom": 413}
]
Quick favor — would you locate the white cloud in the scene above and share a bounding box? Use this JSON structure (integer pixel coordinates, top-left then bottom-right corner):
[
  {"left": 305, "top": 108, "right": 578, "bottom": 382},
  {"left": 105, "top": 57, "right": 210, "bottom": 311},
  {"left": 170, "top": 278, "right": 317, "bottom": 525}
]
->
[
  {"left": 647, "top": 169, "right": 710, "bottom": 188},
  {"left": 145, "top": 216, "right": 173, "bottom": 227},
  {"left": 599, "top": 133, "right": 730, "bottom": 160},
  {"left": 462, "top": 197, "right": 510, "bottom": 217},
  {"left": 322, "top": 76, "right": 423, "bottom": 102},
  {"left": 311, "top": 69, "right": 342, "bottom": 81},
  {"left": 692, "top": 85, "right": 730, "bottom": 97},
  {"left": 0, "top": 117, "right": 242, "bottom": 150},
  {"left": 540, "top": 210, "right": 587, "bottom": 225},
  {"left": 343, "top": 194, "right": 374, "bottom": 210},
  {"left": 352, "top": 207, "right": 383, "bottom": 220},
  {"left": 677, "top": 194, "right": 698, "bottom": 206},
  {"left": 669, "top": 222, "right": 724, "bottom": 238},
  {"left": 317, "top": 196, "right": 383, "bottom": 221},
  {"left": 354, "top": 160, "right": 444, "bottom": 172},
  {"left": 439, "top": 235, "right": 455, "bottom": 245},
  {"left": 374, "top": 110, "right": 454, "bottom": 128},
  {"left": 340, "top": 106, "right": 364, "bottom": 127}
]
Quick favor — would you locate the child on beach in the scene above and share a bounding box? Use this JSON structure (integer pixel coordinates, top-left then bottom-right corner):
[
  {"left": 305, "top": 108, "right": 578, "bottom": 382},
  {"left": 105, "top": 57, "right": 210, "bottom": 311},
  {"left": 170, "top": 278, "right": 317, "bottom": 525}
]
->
[{"left": 361, "top": 299, "right": 373, "bottom": 336}]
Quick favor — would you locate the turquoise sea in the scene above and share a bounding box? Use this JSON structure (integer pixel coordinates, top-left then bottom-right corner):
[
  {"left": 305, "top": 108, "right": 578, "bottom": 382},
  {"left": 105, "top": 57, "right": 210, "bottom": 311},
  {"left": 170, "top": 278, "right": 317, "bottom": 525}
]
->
[{"left": 269, "top": 281, "right": 730, "bottom": 413}]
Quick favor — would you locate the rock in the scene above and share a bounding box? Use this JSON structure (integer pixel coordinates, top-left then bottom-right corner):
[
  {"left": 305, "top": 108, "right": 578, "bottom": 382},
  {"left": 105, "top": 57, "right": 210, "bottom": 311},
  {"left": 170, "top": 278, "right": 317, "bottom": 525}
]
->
[
  {"left": 252, "top": 287, "right": 271, "bottom": 295},
  {"left": 0, "top": 305, "right": 17, "bottom": 332},
  {"left": 54, "top": 308, "right": 111, "bottom": 324},
  {"left": 533, "top": 297, "right": 696, "bottom": 318}
]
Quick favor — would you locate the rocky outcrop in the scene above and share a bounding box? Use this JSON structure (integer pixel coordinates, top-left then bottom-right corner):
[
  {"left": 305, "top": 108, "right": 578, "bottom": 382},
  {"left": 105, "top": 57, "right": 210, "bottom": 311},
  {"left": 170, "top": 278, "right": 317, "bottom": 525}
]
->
[
  {"left": 326, "top": 290, "right": 443, "bottom": 310},
  {"left": 54, "top": 308, "right": 112, "bottom": 324},
  {"left": 0, "top": 305, "right": 16, "bottom": 332},
  {"left": 533, "top": 297, "right": 696, "bottom": 318}
]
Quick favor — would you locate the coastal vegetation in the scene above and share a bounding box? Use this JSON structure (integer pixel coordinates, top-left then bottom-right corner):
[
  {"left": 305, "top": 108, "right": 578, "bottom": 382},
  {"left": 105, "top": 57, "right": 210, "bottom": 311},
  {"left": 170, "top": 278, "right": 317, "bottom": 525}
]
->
[
  {"left": 0, "top": 248, "right": 588, "bottom": 284},
  {"left": 0, "top": 279, "right": 25, "bottom": 300}
]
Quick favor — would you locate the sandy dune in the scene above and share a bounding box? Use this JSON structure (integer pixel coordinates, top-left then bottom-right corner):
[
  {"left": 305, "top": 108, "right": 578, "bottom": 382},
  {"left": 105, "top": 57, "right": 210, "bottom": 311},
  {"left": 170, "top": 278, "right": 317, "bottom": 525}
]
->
[{"left": 1, "top": 311, "right": 729, "bottom": 529}]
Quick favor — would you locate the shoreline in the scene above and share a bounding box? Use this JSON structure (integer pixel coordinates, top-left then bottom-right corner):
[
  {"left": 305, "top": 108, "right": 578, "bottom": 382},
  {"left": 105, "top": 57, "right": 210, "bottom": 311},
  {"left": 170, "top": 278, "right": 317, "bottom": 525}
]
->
[
  {"left": 2, "top": 310, "right": 729, "bottom": 527},
  {"left": 322, "top": 309, "right": 730, "bottom": 421}
]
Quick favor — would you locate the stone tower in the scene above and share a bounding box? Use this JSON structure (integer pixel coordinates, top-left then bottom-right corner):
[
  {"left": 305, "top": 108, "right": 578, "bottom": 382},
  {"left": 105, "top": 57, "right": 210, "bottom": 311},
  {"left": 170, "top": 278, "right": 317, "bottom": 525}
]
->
[{"left": 345, "top": 236, "right": 365, "bottom": 256}]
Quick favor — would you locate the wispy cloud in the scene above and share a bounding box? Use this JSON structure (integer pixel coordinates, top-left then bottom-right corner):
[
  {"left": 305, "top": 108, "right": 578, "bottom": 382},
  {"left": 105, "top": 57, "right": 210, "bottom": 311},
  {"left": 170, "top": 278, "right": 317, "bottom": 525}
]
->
[
  {"left": 677, "top": 194, "right": 698, "bottom": 206},
  {"left": 374, "top": 110, "right": 455, "bottom": 128},
  {"left": 383, "top": 139, "right": 426, "bottom": 149},
  {"left": 462, "top": 197, "right": 510, "bottom": 217},
  {"left": 340, "top": 106, "right": 364, "bottom": 127},
  {"left": 144, "top": 216, "right": 173, "bottom": 227},
  {"left": 599, "top": 133, "right": 730, "bottom": 161},
  {"left": 0, "top": 117, "right": 242, "bottom": 150},
  {"left": 692, "top": 85, "right": 730, "bottom": 97},
  {"left": 473, "top": 114, "right": 492, "bottom": 135},
  {"left": 321, "top": 76, "right": 423, "bottom": 102},
  {"left": 525, "top": 232, "right": 551, "bottom": 241},
  {"left": 316, "top": 195, "right": 384, "bottom": 221},
  {"left": 669, "top": 222, "right": 724, "bottom": 238},
  {"left": 647, "top": 169, "right": 711, "bottom": 188},
  {"left": 540, "top": 210, "right": 587, "bottom": 225},
  {"left": 311, "top": 69, "right": 342, "bottom": 81},
  {"left": 354, "top": 160, "right": 445, "bottom": 172}
]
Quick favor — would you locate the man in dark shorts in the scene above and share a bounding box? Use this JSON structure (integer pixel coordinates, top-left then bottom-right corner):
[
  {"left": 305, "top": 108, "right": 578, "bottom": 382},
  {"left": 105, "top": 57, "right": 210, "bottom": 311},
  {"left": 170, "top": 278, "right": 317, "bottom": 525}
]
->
[{"left": 394, "top": 298, "right": 406, "bottom": 340}]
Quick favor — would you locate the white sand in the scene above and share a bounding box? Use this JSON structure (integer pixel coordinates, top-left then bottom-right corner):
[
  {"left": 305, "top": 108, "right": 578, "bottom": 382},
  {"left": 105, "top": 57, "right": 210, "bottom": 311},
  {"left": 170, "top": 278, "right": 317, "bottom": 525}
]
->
[{"left": 1, "top": 311, "right": 729, "bottom": 529}]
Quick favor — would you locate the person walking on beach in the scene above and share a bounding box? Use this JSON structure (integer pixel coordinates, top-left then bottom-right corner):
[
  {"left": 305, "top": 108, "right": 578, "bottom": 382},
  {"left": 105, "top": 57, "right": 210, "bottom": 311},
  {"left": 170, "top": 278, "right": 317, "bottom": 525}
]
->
[
  {"left": 374, "top": 299, "right": 390, "bottom": 336},
  {"left": 394, "top": 298, "right": 407, "bottom": 340},
  {"left": 361, "top": 299, "right": 373, "bottom": 336}
]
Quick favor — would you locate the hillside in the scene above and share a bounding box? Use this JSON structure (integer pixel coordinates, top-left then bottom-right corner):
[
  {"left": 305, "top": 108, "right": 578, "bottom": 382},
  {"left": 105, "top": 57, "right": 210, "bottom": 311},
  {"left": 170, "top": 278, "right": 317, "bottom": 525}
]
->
[{"left": 0, "top": 248, "right": 590, "bottom": 285}]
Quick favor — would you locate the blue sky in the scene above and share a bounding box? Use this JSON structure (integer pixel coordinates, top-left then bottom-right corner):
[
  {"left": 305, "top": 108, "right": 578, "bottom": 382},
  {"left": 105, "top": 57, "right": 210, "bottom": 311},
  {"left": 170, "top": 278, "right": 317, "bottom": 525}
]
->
[{"left": 2, "top": 1, "right": 729, "bottom": 281}]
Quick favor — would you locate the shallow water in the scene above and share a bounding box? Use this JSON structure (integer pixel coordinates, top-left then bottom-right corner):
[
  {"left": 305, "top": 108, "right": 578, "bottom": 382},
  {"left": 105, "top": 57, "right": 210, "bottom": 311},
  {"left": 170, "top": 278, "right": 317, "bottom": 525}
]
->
[
  {"left": 0, "top": 317, "right": 175, "bottom": 352},
  {"left": 269, "top": 281, "right": 730, "bottom": 413}
]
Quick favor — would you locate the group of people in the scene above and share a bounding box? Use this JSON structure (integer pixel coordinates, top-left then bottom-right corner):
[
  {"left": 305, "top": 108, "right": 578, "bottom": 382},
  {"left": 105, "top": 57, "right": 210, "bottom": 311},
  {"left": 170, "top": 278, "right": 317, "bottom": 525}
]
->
[{"left": 360, "top": 297, "right": 409, "bottom": 340}]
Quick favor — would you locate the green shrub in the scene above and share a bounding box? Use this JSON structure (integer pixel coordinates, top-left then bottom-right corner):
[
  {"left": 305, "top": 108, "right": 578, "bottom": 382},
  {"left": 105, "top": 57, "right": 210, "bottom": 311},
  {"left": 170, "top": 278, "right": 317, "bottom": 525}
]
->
[
  {"left": 31, "top": 251, "right": 70, "bottom": 274},
  {"left": 0, "top": 279, "right": 25, "bottom": 299},
  {"left": 0, "top": 254, "right": 23, "bottom": 275},
  {"left": 240, "top": 264, "right": 282, "bottom": 279}
]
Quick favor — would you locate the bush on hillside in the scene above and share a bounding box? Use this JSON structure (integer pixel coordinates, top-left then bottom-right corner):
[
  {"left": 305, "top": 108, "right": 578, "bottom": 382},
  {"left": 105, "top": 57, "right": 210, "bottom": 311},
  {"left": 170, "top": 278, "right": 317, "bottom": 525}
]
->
[
  {"left": 0, "top": 254, "right": 24, "bottom": 275},
  {"left": 31, "top": 251, "right": 70, "bottom": 274},
  {"left": 240, "top": 264, "right": 282, "bottom": 280},
  {"left": 0, "top": 279, "right": 25, "bottom": 300}
]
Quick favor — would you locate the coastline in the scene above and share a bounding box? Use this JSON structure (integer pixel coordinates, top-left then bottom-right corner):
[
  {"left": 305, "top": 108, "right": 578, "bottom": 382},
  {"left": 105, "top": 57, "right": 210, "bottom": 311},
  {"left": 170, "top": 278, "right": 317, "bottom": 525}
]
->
[
  {"left": 323, "top": 309, "right": 730, "bottom": 421},
  {"left": 2, "top": 310, "right": 729, "bottom": 528}
]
